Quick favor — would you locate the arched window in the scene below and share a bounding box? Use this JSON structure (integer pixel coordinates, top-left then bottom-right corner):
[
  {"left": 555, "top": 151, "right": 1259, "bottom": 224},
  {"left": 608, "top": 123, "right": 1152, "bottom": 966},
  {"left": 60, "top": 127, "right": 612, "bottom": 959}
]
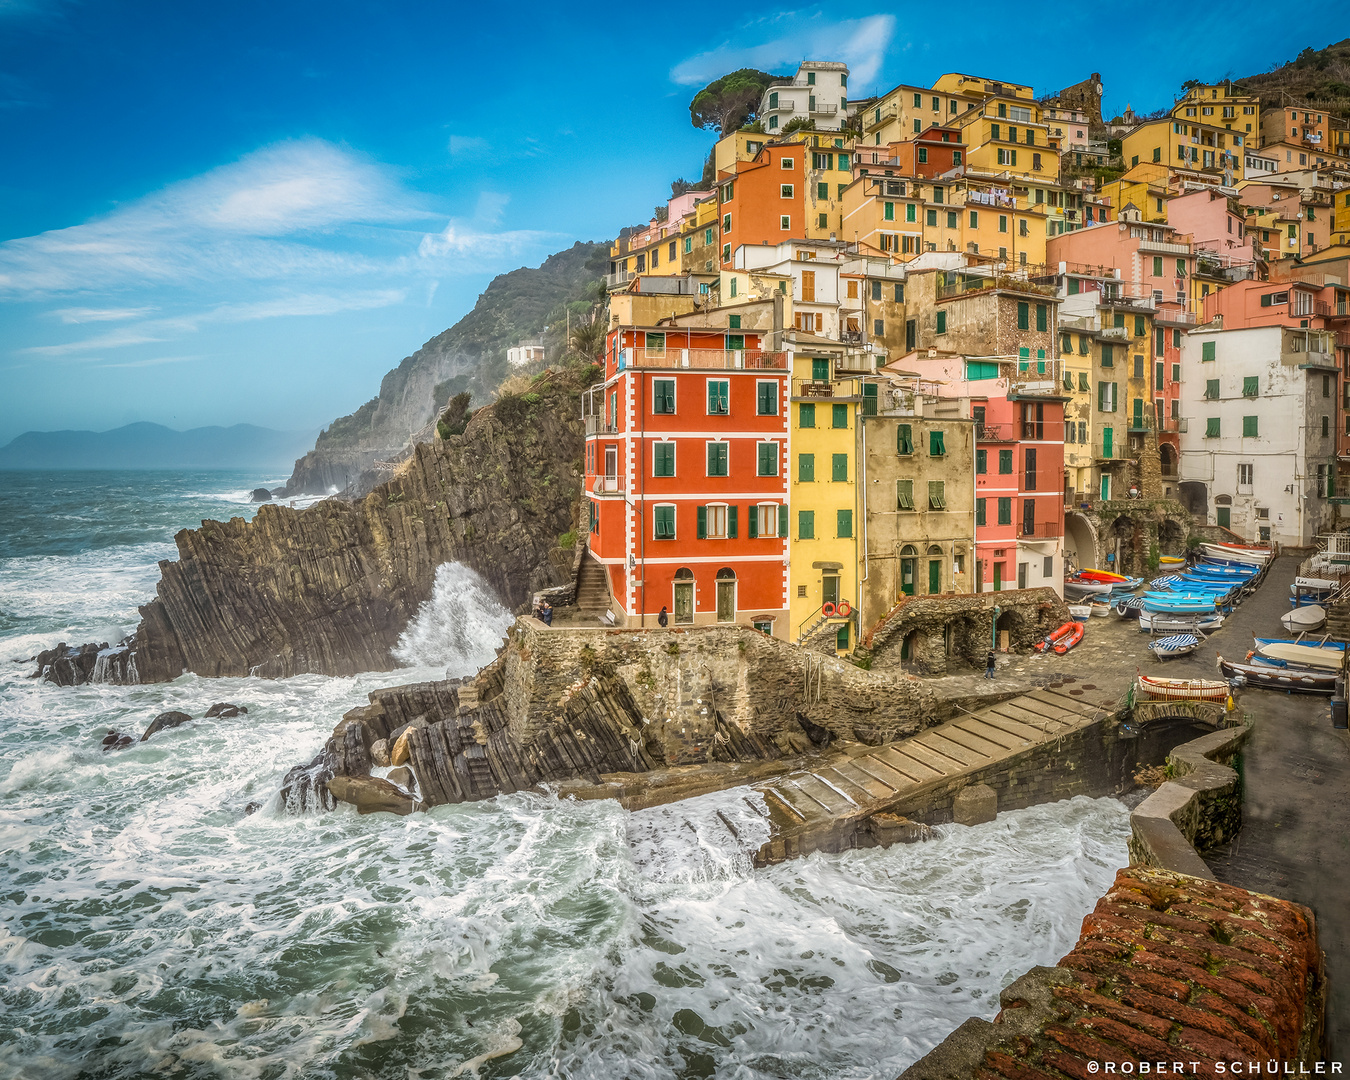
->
[
  {"left": 900, "top": 544, "right": 918, "bottom": 557},
  {"left": 716, "top": 567, "right": 736, "bottom": 579},
  {"left": 927, "top": 544, "right": 943, "bottom": 555},
  {"left": 674, "top": 567, "right": 694, "bottom": 579},
  {"left": 1214, "top": 494, "right": 1233, "bottom": 506}
]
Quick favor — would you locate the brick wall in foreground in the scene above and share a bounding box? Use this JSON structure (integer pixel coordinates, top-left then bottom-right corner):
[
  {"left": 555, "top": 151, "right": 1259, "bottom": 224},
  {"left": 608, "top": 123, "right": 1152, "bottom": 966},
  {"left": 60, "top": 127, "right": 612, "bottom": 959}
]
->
[{"left": 901, "top": 867, "right": 1326, "bottom": 1079}]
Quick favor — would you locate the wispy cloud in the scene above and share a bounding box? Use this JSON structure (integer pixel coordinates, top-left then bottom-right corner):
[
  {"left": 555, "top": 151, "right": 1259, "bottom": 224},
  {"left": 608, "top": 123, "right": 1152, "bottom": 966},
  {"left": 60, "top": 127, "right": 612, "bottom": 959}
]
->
[
  {"left": 52, "top": 306, "right": 158, "bottom": 324},
  {"left": 670, "top": 13, "right": 895, "bottom": 90},
  {"left": 98, "top": 354, "right": 201, "bottom": 370}
]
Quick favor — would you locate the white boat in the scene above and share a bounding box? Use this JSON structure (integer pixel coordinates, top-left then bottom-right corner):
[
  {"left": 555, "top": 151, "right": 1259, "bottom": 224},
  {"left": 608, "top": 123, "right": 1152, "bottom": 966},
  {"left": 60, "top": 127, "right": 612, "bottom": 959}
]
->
[
  {"left": 1253, "top": 641, "right": 1344, "bottom": 672},
  {"left": 1068, "top": 604, "right": 1092, "bottom": 623},
  {"left": 1063, "top": 579, "right": 1113, "bottom": 598},
  {"left": 1147, "top": 633, "right": 1201, "bottom": 661},
  {"left": 1090, "top": 599, "right": 1112, "bottom": 617},
  {"left": 1293, "top": 577, "right": 1338, "bottom": 593},
  {"left": 1199, "top": 543, "right": 1272, "bottom": 566},
  {"left": 1281, "top": 605, "right": 1326, "bottom": 632},
  {"left": 1138, "top": 610, "right": 1224, "bottom": 634}
]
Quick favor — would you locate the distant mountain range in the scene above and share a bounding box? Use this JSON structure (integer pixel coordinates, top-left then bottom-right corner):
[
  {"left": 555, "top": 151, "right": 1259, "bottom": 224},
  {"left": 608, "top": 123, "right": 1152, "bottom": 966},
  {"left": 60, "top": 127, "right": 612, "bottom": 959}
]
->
[{"left": 0, "top": 422, "right": 318, "bottom": 470}]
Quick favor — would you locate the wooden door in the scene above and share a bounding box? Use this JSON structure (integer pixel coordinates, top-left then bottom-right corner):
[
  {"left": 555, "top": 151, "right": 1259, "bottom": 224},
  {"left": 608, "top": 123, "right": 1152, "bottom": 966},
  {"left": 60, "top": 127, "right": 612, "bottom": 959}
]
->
[{"left": 673, "top": 582, "right": 694, "bottom": 623}]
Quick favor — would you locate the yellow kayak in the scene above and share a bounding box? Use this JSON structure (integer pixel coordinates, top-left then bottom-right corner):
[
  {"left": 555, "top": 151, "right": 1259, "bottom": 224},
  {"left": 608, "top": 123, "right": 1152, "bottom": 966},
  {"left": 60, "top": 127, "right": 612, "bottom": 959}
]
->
[{"left": 1158, "top": 556, "right": 1185, "bottom": 565}]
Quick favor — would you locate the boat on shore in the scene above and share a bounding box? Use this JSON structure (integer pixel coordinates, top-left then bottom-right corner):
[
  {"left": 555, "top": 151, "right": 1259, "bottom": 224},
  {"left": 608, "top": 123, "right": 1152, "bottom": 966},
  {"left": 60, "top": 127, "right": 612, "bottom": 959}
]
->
[
  {"left": 1036, "top": 622, "right": 1082, "bottom": 653},
  {"left": 1158, "top": 555, "right": 1185, "bottom": 565},
  {"left": 1254, "top": 635, "right": 1347, "bottom": 652},
  {"left": 1069, "top": 604, "right": 1092, "bottom": 623},
  {"left": 1249, "top": 641, "right": 1345, "bottom": 672},
  {"left": 1218, "top": 654, "right": 1338, "bottom": 694},
  {"left": 1147, "top": 633, "right": 1201, "bottom": 661},
  {"left": 1281, "top": 605, "right": 1326, "bottom": 632},
  {"left": 1139, "top": 611, "right": 1224, "bottom": 633},
  {"left": 1199, "top": 543, "right": 1272, "bottom": 566},
  {"left": 1136, "top": 674, "right": 1229, "bottom": 702}
]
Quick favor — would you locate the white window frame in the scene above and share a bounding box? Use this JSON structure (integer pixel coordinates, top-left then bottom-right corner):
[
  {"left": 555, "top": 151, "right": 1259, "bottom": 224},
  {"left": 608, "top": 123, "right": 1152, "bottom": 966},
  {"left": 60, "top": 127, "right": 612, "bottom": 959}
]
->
[
  {"left": 755, "top": 379, "right": 779, "bottom": 417},
  {"left": 706, "top": 378, "right": 729, "bottom": 416},
  {"left": 1237, "top": 463, "right": 1253, "bottom": 490},
  {"left": 756, "top": 439, "right": 780, "bottom": 476},
  {"left": 653, "top": 439, "right": 676, "bottom": 477},
  {"left": 780, "top": 157, "right": 794, "bottom": 169},
  {"left": 780, "top": 215, "right": 791, "bottom": 230},
  {"left": 755, "top": 503, "right": 778, "bottom": 537},
  {"left": 706, "top": 503, "right": 729, "bottom": 539},
  {"left": 705, "top": 439, "right": 730, "bottom": 476},
  {"left": 652, "top": 378, "right": 676, "bottom": 415},
  {"left": 780, "top": 184, "right": 794, "bottom": 199},
  {"left": 653, "top": 503, "right": 677, "bottom": 540}
]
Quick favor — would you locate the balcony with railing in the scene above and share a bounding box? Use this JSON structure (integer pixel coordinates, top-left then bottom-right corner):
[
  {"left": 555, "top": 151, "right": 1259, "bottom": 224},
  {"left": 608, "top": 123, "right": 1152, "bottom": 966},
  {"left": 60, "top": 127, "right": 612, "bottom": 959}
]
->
[
  {"left": 811, "top": 102, "right": 839, "bottom": 117},
  {"left": 936, "top": 271, "right": 1058, "bottom": 301},
  {"left": 1137, "top": 239, "right": 1192, "bottom": 256},
  {"left": 616, "top": 347, "right": 787, "bottom": 371},
  {"left": 1017, "top": 520, "right": 1064, "bottom": 539},
  {"left": 1005, "top": 359, "right": 1066, "bottom": 396},
  {"left": 584, "top": 416, "right": 620, "bottom": 436},
  {"left": 976, "top": 423, "right": 1015, "bottom": 442},
  {"left": 591, "top": 475, "right": 625, "bottom": 497}
]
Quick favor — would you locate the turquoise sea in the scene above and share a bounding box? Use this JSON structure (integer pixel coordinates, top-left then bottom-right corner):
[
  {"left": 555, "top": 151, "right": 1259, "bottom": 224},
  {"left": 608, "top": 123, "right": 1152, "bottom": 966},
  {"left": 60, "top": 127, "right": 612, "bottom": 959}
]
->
[{"left": 0, "top": 470, "right": 1130, "bottom": 1079}]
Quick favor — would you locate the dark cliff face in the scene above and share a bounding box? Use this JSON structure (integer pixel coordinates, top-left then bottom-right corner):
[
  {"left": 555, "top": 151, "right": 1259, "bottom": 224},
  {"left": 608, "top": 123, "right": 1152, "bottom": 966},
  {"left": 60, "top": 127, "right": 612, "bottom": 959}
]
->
[{"left": 130, "top": 369, "right": 589, "bottom": 683}]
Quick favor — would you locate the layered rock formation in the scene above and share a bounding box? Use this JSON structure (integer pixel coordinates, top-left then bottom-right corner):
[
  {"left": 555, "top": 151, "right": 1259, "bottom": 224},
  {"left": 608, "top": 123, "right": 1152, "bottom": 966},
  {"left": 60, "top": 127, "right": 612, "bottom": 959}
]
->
[
  {"left": 297, "top": 619, "right": 946, "bottom": 815},
  {"left": 126, "top": 368, "right": 589, "bottom": 682}
]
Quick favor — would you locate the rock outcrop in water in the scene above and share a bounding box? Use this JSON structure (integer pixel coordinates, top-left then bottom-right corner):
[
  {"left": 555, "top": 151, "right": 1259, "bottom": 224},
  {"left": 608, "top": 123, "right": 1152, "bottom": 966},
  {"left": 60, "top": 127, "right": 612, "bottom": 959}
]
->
[
  {"left": 124, "top": 367, "right": 589, "bottom": 682},
  {"left": 299, "top": 619, "right": 947, "bottom": 815},
  {"left": 28, "top": 642, "right": 137, "bottom": 686}
]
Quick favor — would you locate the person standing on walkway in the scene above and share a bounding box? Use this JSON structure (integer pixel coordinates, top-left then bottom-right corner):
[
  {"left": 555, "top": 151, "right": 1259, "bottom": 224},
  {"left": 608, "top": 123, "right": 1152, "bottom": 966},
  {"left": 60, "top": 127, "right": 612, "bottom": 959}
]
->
[
  {"left": 657, "top": 606, "right": 669, "bottom": 628},
  {"left": 985, "top": 649, "right": 996, "bottom": 679}
]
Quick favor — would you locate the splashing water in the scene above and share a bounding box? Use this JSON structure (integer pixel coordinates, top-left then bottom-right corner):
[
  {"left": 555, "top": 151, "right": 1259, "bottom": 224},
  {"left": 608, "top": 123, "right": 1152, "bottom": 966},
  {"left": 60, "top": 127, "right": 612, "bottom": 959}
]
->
[
  {"left": 393, "top": 562, "right": 515, "bottom": 675},
  {"left": 0, "top": 472, "right": 1132, "bottom": 1078}
]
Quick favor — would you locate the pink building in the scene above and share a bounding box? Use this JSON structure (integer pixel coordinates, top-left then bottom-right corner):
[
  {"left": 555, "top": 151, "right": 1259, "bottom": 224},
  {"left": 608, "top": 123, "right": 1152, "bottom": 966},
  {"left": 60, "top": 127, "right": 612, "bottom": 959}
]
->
[
  {"left": 1047, "top": 212, "right": 1197, "bottom": 310},
  {"left": 1165, "top": 188, "right": 1256, "bottom": 270}
]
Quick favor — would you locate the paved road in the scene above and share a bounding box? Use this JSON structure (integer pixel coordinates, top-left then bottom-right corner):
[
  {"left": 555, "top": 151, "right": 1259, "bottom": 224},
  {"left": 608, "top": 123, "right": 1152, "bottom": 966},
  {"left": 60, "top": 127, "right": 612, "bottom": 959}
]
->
[{"left": 1184, "top": 555, "right": 1350, "bottom": 1056}]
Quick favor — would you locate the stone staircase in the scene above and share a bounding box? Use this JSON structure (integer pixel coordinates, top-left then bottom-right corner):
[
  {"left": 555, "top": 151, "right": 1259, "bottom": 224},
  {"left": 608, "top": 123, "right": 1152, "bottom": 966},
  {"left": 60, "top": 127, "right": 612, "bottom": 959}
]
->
[{"left": 574, "top": 553, "right": 614, "bottom": 622}]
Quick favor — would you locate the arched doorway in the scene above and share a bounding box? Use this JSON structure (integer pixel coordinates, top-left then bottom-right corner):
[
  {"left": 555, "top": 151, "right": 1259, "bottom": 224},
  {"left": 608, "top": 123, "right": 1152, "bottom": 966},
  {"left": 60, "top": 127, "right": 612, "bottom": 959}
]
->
[
  {"left": 673, "top": 567, "right": 694, "bottom": 624},
  {"left": 900, "top": 629, "right": 920, "bottom": 661},
  {"left": 715, "top": 568, "right": 736, "bottom": 622},
  {"left": 1214, "top": 494, "right": 1232, "bottom": 531},
  {"left": 926, "top": 544, "right": 943, "bottom": 594},
  {"left": 1159, "top": 443, "right": 1177, "bottom": 480},
  {"left": 1159, "top": 518, "right": 1185, "bottom": 557},
  {"left": 1063, "top": 512, "right": 1096, "bottom": 574},
  {"left": 900, "top": 545, "right": 917, "bottom": 596}
]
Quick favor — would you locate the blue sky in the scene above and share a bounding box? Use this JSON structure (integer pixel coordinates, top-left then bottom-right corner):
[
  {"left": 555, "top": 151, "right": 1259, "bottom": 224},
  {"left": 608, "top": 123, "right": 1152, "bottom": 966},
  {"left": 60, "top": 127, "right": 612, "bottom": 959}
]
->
[{"left": 0, "top": 0, "right": 1335, "bottom": 444}]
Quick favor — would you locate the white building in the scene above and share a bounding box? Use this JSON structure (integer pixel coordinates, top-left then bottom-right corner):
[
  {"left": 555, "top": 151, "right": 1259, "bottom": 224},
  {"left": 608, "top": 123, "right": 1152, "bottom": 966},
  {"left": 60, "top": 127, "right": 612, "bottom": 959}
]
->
[
  {"left": 759, "top": 62, "right": 852, "bottom": 134},
  {"left": 507, "top": 343, "right": 546, "bottom": 367},
  {"left": 1177, "top": 324, "right": 1338, "bottom": 545}
]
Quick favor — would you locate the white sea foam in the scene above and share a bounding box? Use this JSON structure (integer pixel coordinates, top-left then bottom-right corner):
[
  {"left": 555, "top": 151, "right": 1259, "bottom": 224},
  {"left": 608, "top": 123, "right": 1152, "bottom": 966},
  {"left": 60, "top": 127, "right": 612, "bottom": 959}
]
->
[{"left": 393, "top": 562, "right": 514, "bottom": 676}]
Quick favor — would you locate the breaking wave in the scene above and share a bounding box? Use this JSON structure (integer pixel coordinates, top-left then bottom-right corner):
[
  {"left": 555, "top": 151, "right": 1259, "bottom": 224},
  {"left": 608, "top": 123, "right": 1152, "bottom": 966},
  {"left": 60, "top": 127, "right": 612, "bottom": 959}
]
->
[{"left": 392, "top": 562, "right": 514, "bottom": 676}]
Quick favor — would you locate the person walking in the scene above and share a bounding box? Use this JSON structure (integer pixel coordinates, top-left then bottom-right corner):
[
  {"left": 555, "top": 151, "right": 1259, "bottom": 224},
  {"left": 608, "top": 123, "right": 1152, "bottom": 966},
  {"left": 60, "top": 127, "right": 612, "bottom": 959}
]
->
[
  {"left": 985, "top": 648, "right": 996, "bottom": 679},
  {"left": 657, "top": 606, "right": 669, "bottom": 628}
]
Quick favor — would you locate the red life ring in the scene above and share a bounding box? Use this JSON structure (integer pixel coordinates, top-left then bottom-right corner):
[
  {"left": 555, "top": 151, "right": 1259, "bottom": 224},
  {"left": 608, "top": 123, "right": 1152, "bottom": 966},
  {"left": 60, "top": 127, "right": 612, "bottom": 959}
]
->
[
  {"left": 821, "top": 602, "right": 836, "bottom": 617},
  {"left": 836, "top": 601, "right": 852, "bottom": 618}
]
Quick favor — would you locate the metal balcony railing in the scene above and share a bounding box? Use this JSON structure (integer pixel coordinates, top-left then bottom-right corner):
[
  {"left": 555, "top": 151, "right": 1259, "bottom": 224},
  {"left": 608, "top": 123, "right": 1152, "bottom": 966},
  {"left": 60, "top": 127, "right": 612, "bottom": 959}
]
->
[
  {"left": 1017, "top": 521, "right": 1064, "bottom": 539},
  {"left": 976, "top": 423, "right": 1015, "bottom": 442},
  {"left": 592, "top": 476, "right": 624, "bottom": 496},
  {"left": 616, "top": 348, "right": 787, "bottom": 371},
  {"left": 584, "top": 416, "right": 620, "bottom": 435}
]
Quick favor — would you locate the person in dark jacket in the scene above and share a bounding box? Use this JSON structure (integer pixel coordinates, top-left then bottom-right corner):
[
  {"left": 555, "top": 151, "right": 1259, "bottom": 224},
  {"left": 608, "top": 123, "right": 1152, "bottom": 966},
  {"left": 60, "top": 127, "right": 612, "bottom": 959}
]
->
[
  {"left": 539, "top": 600, "right": 553, "bottom": 626},
  {"left": 657, "top": 606, "right": 669, "bottom": 627},
  {"left": 985, "top": 649, "right": 996, "bottom": 679}
]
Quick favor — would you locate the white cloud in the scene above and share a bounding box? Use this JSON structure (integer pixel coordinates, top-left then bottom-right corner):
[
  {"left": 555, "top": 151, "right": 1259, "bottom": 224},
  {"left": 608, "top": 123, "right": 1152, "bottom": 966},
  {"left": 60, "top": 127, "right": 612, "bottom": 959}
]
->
[
  {"left": 52, "top": 306, "right": 158, "bottom": 324},
  {"left": 671, "top": 13, "right": 895, "bottom": 90},
  {"left": 98, "top": 354, "right": 200, "bottom": 370}
]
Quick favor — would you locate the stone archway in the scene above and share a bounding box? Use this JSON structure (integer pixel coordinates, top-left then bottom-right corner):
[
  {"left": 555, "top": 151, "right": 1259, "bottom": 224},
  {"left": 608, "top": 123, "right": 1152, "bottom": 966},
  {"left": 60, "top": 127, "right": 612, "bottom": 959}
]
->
[
  {"left": 995, "top": 608, "right": 1027, "bottom": 651},
  {"left": 1063, "top": 512, "right": 1097, "bottom": 573},
  {"left": 1159, "top": 518, "right": 1185, "bottom": 557},
  {"left": 1159, "top": 442, "right": 1178, "bottom": 481}
]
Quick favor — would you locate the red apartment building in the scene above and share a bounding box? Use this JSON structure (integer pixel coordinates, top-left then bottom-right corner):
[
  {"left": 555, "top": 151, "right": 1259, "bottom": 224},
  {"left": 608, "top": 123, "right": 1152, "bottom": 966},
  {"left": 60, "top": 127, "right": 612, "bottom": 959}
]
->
[{"left": 583, "top": 325, "right": 791, "bottom": 633}]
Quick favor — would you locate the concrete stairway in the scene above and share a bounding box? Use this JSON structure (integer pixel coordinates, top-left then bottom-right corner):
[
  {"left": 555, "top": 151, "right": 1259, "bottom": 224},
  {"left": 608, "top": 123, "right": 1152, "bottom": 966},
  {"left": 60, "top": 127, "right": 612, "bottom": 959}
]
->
[
  {"left": 753, "top": 684, "right": 1124, "bottom": 865},
  {"left": 574, "top": 553, "right": 614, "bottom": 621}
]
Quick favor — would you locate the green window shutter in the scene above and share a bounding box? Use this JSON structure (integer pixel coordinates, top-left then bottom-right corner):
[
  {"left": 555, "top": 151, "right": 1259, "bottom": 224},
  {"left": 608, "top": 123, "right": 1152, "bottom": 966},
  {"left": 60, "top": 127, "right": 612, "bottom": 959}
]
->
[
  {"left": 976, "top": 498, "right": 986, "bottom": 526},
  {"left": 906, "top": 204, "right": 916, "bottom": 223},
  {"left": 1205, "top": 378, "right": 1219, "bottom": 400},
  {"left": 707, "top": 442, "right": 728, "bottom": 476},
  {"left": 1134, "top": 315, "right": 1145, "bottom": 337},
  {"left": 898, "top": 424, "right": 914, "bottom": 454},
  {"left": 1036, "top": 304, "right": 1047, "bottom": 332},
  {"left": 999, "top": 449, "right": 1012, "bottom": 474},
  {"left": 947, "top": 211, "right": 957, "bottom": 228},
  {"left": 1202, "top": 340, "right": 1215, "bottom": 361},
  {"left": 1097, "top": 382, "right": 1106, "bottom": 411},
  {"left": 818, "top": 182, "right": 829, "bottom": 200},
  {"left": 654, "top": 443, "right": 675, "bottom": 476},
  {"left": 926, "top": 209, "right": 937, "bottom": 226},
  {"left": 778, "top": 506, "right": 788, "bottom": 538},
  {"left": 928, "top": 481, "right": 946, "bottom": 510},
  {"left": 862, "top": 383, "right": 878, "bottom": 416},
  {"left": 936, "top": 311, "right": 947, "bottom": 334},
  {"left": 832, "top": 453, "right": 848, "bottom": 481},
  {"left": 696, "top": 506, "right": 707, "bottom": 539},
  {"left": 832, "top": 403, "right": 848, "bottom": 428},
  {"left": 897, "top": 479, "right": 914, "bottom": 509},
  {"left": 997, "top": 497, "right": 1012, "bottom": 525},
  {"left": 748, "top": 508, "right": 757, "bottom": 538},
  {"left": 1079, "top": 372, "right": 1089, "bottom": 391},
  {"left": 799, "top": 510, "right": 814, "bottom": 539},
  {"left": 1017, "top": 302, "right": 1029, "bottom": 330},
  {"left": 976, "top": 449, "right": 987, "bottom": 473},
  {"left": 1036, "top": 348, "right": 1046, "bottom": 374},
  {"left": 799, "top": 402, "right": 815, "bottom": 428},
  {"left": 1114, "top": 313, "right": 1124, "bottom": 329},
  {"left": 1206, "top": 417, "right": 1221, "bottom": 438},
  {"left": 758, "top": 443, "right": 778, "bottom": 475},
  {"left": 1243, "top": 376, "right": 1259, "bottom": 397},
  {"left": 1153, "top": 256, "right": 1163, "bottom": 277},
  {"left": 757, "top": 382, "right": 776, "bottom": 415},
  {"left": 1019, "top": 346, "right": 1030, "bottom": 371},
  {"left": 654, "top": 506, "right": 674, "bottom": 539},
  {"left": 1243, "top": 415, "right": 1258, "bottom": 437},
  {"left": 799, "top": 453, "right": 814, "bottom": 482},
  {"left": 1101, "top": 344, "right": 1113, "bottom": 366},
  {"left": 727, "top": 505, "right": 738, "bottom": 538},
  {"left": 884, "top": 202, "right": 894, "bottom": 220},
  {"left": 811, "top": 358, "right": 830, "bottom": 380},
  {"left": 929, "top": 430, "right": 945, "bottom": 456},
  {"left": 837, "top": 509, "right": 853, "bottom": 538}
]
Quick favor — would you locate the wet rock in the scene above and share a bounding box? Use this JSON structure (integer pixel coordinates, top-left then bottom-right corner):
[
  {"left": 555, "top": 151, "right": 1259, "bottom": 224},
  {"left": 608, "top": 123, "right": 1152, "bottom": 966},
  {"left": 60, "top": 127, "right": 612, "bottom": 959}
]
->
[
  {"left": 278, "top": 747, "right": 338, "bottom": 812},
  {"left": 385, "top": 766, "right": 414, "bottom": 792},
  {"left": 866, "top": 812, "right": 932, "bottom": 847},
  {"left": 31, "top": 642, "right": 104, "bottom": 686},
  {"left": 952, "top": 783, "right": 998, "bottom": 826},
  {"left": 243, "top": 801, "right": 262, "bottom": 815},
  {"left": 370, "top": 738, "right": 391, "bottom": 767},
  {"left": 328, "top": 775, "right": 426, "bottom": 816},
  {"left": 250, "top": 488, "right": 273, "bottom": 503},
  {"left": 389, "top": 729, "right": 412, "bottom": 767},
  {"left": 100, "top": 729, "right": 134, "bottom": 753},
  {"left": 204, "top": 702, "right": 247, "bottom": 718},
  {"left": 141, "top": 710, "right": 193, "bottom": 742}
]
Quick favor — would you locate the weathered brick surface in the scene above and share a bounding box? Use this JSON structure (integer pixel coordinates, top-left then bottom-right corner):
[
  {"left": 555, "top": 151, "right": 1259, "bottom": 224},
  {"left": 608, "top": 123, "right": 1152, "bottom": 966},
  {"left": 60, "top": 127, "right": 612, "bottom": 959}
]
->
[{"left": 901, "top": 868, "right": 1325, "bottom": 1080}]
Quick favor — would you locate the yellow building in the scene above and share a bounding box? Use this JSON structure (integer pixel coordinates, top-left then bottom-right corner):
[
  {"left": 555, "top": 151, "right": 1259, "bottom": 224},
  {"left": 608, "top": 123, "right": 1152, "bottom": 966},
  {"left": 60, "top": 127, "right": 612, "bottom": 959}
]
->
[
  {"left": 787, "top": 341, "right": 860, "bottom": 651},
  {"left": 1056, "top": 322, "right": 1096, "bottom": 497},
  {"left": 860, "top": 84, "right": 976, "bottom": 148},
  {"left": 1100, "top": 163, "right": 1172, "bottom": 224},
  {"left": 713, "top": 130, "right": 773, "bottom": 180},
  {"left": 1121, "top": 119, "right": 1248, "bottom": 181},
  {"left": 932, "top": 72, "right": 1034, "bottom": 101},
  {"left": 956, "top": 96, "right": 1061, "bottom": 183},
  {"left": 1334, "top": 187, "right": 1350, "bottom": 246},
  {"left": 1173, "top": 82, "right": 1261, "bottom": 138}
]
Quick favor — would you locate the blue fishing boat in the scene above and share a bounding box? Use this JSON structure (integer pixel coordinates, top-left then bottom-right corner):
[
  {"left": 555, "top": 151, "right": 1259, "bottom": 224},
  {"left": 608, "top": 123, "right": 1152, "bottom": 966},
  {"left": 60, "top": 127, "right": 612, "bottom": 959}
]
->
[{"left": 1147, "top": 633, "right": 1201, "bottom": 661}]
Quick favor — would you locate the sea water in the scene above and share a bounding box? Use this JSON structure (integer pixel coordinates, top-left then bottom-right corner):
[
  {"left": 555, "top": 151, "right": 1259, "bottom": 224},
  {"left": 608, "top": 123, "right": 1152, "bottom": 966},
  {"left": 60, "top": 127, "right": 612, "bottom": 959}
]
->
[{"left": 0, "top": 470, "right": 1131, "bottom": 1079}]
